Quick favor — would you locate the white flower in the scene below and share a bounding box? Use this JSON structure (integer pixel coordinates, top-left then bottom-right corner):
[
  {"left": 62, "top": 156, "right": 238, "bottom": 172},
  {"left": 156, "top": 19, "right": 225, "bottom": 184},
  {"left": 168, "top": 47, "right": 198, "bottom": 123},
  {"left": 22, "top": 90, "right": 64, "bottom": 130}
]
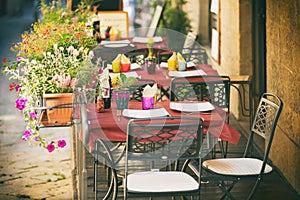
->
[
  {"left": 88, "top": 51, "right": 94, "bottom": 59},
  {"left": 73, "top": 49, "right": 79, "bottom": 57},
  {"left": 67, "top": 46, "right": 75, "bottom": 54},
  {"left": 78, "top": 47, "right": 84, "bottom": 54}
]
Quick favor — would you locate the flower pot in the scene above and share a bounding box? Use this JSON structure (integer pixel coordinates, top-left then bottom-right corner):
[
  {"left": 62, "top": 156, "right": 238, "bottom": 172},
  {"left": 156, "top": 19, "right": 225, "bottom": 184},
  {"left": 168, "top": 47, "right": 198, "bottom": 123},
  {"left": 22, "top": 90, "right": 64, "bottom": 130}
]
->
[{"left": 43, "top": 93, "right": 74, "bottom": 124}]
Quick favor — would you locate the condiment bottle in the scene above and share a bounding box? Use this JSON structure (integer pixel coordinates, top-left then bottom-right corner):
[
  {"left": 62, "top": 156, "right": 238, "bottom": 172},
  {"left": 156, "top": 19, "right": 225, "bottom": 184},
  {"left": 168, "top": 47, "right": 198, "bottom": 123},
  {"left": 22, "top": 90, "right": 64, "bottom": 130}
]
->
[{"left": 96, "top": 95, "right": 105, "bottom": 113}]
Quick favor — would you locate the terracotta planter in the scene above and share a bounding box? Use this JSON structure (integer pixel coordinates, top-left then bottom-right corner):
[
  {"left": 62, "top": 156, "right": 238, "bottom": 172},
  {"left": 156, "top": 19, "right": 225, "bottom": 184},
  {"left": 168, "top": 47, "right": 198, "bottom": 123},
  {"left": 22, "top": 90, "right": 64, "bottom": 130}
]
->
[{"left": 43, "top": 93, "right": 74, "bottom": 124}]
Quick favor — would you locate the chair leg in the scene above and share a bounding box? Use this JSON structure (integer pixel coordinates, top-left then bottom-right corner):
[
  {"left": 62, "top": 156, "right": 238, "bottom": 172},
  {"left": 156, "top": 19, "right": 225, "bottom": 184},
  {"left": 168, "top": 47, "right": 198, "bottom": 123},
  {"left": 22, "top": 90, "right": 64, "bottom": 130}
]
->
[
  {"left": 203, "top": 176, "right": 238, "bottom": 200},
  {"left": 247, "top": 177, "right": 262, "bottom": 200},
  {"left": 219, "top": 181, "right": 236, "bottom": 200}
]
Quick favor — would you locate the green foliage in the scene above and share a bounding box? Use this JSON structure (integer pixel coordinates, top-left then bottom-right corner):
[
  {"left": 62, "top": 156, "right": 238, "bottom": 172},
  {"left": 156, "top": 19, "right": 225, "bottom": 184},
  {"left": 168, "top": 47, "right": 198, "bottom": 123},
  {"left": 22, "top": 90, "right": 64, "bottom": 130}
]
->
[{"left": 158, "top": 0, "right": 191, "bottom": 34}]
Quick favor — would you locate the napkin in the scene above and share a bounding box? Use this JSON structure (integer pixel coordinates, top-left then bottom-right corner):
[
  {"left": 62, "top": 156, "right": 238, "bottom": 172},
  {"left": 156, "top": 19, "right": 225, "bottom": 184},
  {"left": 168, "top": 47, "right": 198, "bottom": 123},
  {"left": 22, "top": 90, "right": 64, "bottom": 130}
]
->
[
  {"left": 112, "top": 54, "right": 121, "bottom": 64},
  {"left": 99, "top": 68, "right": 110, "bottom": 88},
  {"left": 169, "top": 102, "right": 215, "bottom": 112},
  {"left": 167, "top": 52, "right": 178, "bottom": 71},
  {"left": 122, "top": 108, "right": 169, "bottom": 118},
  {"left": 177, "top": 52, "right": 186, "bottom": 71},
  {"left": 168, "top": 69, "right": 207, "bottom": 77},
  {"left": 132, "top": 36, "right": 163, "bottom": 43},
  {"left": 121, "top": 54, "right": 130, "bottom": 64},
  {"left": 100, "top": 39, "right": 131, "bottom": 45},
  {"left": 142, "top": 84, "right": 158, "bottom": 97}
]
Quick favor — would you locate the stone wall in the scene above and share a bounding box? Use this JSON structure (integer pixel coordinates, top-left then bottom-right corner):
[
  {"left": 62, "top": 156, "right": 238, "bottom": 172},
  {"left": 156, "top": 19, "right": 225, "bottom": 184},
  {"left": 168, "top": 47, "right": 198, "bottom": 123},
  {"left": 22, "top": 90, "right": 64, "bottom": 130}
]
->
[{"left": 266, "top": 0, "right": 300, "bottom": 193}]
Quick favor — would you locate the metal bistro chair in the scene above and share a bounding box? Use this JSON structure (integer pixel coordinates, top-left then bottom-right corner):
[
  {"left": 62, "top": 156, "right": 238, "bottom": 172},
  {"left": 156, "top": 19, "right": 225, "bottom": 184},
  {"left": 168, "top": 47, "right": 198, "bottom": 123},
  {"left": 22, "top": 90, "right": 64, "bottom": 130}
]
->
[
  {"left": 202, "top": 93, "right": 283, "bottom": 200},
  {"left": 123, "top": 116, "right": 204, "bottom": 199},
  {"left": 170, "top": 75, "right": 231, "bottom": 157},
  {"left": 157, "top": 31, "right": 208, "bottom": 65},
  {"left": 181, "top": 31, "right": 208, "bottom": 64}
]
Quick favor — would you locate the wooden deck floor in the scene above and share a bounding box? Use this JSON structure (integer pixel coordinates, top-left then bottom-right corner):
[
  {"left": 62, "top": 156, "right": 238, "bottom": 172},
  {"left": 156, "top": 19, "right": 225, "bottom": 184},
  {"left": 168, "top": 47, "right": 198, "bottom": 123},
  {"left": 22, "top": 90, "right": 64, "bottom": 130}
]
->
[{"left": 77, "top": 116, "right": 299, "bottom": 200}]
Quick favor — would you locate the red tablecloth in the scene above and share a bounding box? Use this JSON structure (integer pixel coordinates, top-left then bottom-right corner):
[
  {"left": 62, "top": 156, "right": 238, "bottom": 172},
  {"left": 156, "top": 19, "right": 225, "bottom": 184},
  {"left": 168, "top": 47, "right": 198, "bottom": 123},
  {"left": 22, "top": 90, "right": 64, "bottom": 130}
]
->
[{"left": 80, "top": 100, "right": 240, "bottom": 150}]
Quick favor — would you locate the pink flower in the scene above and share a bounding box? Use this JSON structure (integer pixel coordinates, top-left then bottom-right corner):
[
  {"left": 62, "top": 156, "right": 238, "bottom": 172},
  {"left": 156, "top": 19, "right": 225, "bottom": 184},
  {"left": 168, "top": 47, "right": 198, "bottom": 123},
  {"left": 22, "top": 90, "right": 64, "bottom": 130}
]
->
[
  {"left": 97, "top": 68, "right": 103, "bottom": 75},
  {"left": 15, "top": 98, "right": 27, "bottom": 110},
  {"left": 29, "top": 111, "right": 38, "bottom": 119},
  {"left": 72, "top": 17, "right": 78, "bottom": 23},
  {"left": 47, "top": 143, "right": 55, "bottom": 153},
  {"left": 70, "top": 78, "right": 78, "bottom": 89},
  {"left": 22, "top": 129, "right": 32, "bottom": 141},
  {"left": 62, "top": 74, "right": 71, "bottom": 87},
  {"left": 15, "top": 85, "right": 21, "bottom": 92},
  {"left": 58, "top": 139, "right": 67, "bottom": 148}
]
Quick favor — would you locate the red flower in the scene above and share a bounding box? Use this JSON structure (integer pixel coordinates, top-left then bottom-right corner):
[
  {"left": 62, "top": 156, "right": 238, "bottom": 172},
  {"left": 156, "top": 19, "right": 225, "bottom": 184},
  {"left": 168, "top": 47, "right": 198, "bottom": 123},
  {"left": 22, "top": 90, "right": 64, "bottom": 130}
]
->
[
  {"left": 2, "top": 58, "right": 7, "bottom": 63},
  {"left": 9, "top": 82, "right": 16, "bottom": 91}
]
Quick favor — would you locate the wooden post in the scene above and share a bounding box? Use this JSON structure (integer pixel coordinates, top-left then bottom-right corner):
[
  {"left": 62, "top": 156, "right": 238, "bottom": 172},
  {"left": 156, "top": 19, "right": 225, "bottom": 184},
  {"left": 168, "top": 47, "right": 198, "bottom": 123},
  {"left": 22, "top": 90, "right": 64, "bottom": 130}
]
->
[{"left": 67, "top": 0, "right": 72, "bottom": 11}]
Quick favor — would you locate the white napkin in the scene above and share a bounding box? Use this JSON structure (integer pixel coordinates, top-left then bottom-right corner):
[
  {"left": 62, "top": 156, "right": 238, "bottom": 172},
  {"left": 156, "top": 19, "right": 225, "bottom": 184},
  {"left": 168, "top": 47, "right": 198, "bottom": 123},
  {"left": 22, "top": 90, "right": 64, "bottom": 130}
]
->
[
  {"left": 168, "top": 69, "right": 207, "bottom": 77},
  {"left": 132, "top": 36, "right": 163, "bottom": 43},
  {"left": 99, "top": 68, "right": 110, "bottom": 88},
  {"left": 142, "top": 84, "right": 157, "bottom": 97},
  {"left": 169, "top": 102, "right": 215, "bottom": 112},
  {"left": 100, "top": 40, "right": 131, "bottom": 45},
  {"left": 122, "top": 108, "right": 169, "bottom": 118}
]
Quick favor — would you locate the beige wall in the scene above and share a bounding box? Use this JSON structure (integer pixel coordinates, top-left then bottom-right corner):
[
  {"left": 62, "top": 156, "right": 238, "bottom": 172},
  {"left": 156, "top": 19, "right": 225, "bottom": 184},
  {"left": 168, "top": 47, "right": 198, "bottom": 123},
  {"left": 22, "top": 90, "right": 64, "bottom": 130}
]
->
[
  {"left": 266, "top": 0, "right": 300, "bottom": 193},
  {"left": 215, "top": 0, "right": 253, "bottom": 119},
  {"left": 185, "top": 0, "right": 253, "bottom": 119}
]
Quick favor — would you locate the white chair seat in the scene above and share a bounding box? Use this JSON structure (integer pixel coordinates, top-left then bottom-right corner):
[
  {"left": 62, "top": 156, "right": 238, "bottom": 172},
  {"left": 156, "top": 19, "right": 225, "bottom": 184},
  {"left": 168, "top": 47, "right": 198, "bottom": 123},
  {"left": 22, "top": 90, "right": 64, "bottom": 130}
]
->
[
  {"left": 126, "top": 171, "right": 199, "bottom": 193},
  {"left": 202, "top": 158, "right": 273, "bottom": 176}
]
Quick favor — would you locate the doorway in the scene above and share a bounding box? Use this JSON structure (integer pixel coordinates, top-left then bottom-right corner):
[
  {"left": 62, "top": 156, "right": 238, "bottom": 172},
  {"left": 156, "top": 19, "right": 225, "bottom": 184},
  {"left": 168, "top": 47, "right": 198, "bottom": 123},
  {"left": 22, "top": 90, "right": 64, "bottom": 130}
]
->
[{"left": 252, "top": 0, "right": 266, "bottom": 111}]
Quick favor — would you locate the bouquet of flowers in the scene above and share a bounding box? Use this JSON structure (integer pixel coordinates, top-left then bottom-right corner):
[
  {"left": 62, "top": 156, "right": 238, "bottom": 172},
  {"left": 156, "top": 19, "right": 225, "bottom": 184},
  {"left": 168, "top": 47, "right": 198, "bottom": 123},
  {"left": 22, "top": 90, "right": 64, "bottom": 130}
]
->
[{"left": 2, "top": 44, "right": 92, "bottom": 152}]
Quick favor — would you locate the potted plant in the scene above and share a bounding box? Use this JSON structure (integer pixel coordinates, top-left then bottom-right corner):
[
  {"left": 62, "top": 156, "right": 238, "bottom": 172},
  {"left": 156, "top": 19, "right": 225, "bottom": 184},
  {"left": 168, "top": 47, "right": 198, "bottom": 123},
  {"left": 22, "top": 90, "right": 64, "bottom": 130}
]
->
[{"left": 1, "top": 0, "right": 98, "bottom": 152}]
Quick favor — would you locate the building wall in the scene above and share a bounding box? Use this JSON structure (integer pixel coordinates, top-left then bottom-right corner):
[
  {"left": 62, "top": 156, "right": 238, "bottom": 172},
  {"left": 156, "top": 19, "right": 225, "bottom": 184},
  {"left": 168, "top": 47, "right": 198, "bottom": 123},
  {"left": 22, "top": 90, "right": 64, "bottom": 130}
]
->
[
  {"left": 266, "top": 0, "right": 300, "bottom": 193},
  {"left": 184, "top": 0, "right": 210, "bottom": 44},
  {"left": 216, "top": 0, "right": 253, "bottom": 119},
  {"left": 185, "top": 0, "right": 253, "bottom": 119}
]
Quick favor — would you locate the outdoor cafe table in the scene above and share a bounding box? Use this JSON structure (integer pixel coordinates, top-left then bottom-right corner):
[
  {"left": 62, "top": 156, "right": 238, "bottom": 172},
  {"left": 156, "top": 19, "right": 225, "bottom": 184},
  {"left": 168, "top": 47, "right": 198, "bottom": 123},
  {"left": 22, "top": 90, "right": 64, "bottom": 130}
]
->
[
  {"left": 93, "top": 37, "right": 168, "bottom": 62},
  {"left": 82, "top": 100, "right": 241, "bottom": 151},
  {"left": 77, "top": 98, "right": 241, "bottom": 199}
]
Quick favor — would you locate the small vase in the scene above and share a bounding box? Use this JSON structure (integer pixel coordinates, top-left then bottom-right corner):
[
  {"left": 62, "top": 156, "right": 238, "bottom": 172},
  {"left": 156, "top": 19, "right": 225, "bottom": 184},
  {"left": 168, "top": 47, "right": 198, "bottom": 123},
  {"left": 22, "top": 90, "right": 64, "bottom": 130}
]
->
[{"left": 43, "top": 93, "right": 74, "bottom": 124}]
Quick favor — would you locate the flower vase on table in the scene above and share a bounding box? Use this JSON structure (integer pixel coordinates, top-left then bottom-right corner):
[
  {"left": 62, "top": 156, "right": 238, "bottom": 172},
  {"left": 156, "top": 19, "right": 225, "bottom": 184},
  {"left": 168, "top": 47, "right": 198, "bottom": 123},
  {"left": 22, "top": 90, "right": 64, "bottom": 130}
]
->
[
  {"left": 145, "top": 37, "right": 157, "bottom": 74},
  {"left": 43, "top": 93, "right": 74, "bottom": 124}
]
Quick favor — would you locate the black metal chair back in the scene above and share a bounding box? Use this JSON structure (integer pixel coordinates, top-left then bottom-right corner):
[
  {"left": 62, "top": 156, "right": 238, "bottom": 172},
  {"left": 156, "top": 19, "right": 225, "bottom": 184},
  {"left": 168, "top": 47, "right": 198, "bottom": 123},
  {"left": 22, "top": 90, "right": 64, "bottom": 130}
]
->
[
  {"left": 170, "top": 75, "right": 231, "bottom": 114},
  {"left": 124, "top": 116, "right": 204, "bottom": 199}
]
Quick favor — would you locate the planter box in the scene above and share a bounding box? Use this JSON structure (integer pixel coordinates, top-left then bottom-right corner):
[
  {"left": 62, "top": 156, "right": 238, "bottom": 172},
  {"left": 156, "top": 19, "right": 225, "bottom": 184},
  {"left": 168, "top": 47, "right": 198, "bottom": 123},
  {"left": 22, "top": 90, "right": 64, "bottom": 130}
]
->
[{"left": 43, "top": 93, "right": 74, "bottom": 125}]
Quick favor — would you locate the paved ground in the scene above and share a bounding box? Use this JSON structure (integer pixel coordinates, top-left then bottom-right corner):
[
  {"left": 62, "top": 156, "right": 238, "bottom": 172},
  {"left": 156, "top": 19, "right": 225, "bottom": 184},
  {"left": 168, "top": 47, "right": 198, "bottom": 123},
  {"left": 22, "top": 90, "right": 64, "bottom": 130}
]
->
[{"left": 0, "top": 1, "right": 74, "bottom": 199}]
